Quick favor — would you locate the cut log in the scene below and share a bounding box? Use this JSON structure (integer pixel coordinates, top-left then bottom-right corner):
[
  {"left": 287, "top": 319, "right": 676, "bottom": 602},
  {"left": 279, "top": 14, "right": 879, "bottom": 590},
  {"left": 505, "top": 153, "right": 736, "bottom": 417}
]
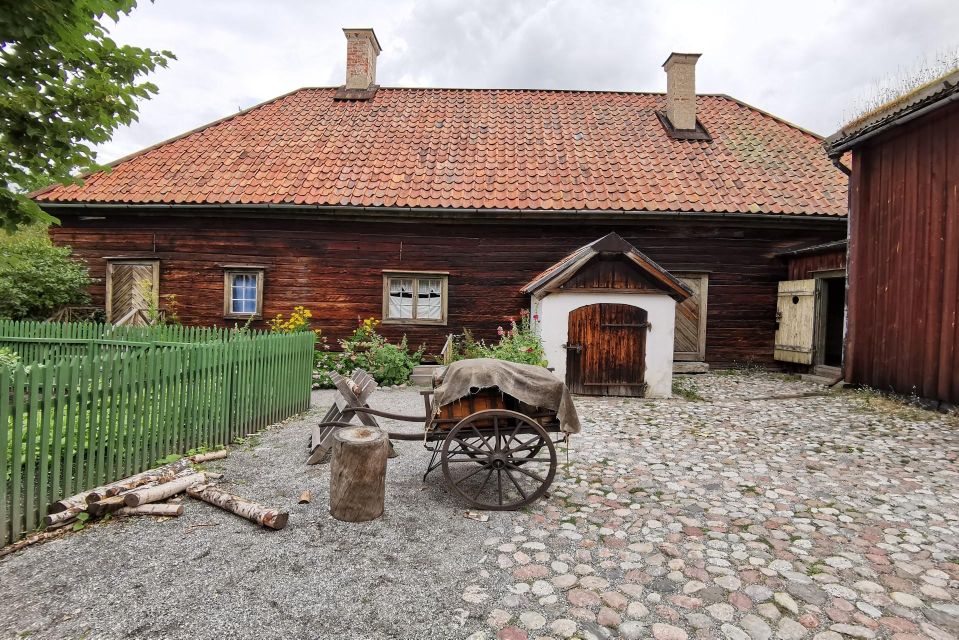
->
[
  {"left": 48, "top": 492, "right": 96, "bottom": 515},
  {"left": 116, "top": 504, "right": 184, "bottom": 517},
  {"left": 186, "top": 485, "right": 288, "bottom": 530},
  {"left": 102, "top": 476, "right": 154, "bottom": 498},
  {"left": 43, "top": 506, "right": 82, "bottom": 527},
  {"left": 83, "top": 458, "right": 194, "bottom": 504},
  {"left": 0, "top": 527, "right": 69, "bottom": 558},
  {"left": 87, "top": 495, "right": 129, "bottom": 517},
  {"left": 329, "top": 426, "right": 388, "bottom": 523},
  {"left": 124, "top": 473, "right": 206, "bottom": 507},
  {"left": 48, "top": 459, "right": 195, "bottom": 514},
  {"left": 189, "top": 450, "right": 228, "bottom": 463},
  {"left": 298, "top": 490, "right": 312, "bottom": 504}
]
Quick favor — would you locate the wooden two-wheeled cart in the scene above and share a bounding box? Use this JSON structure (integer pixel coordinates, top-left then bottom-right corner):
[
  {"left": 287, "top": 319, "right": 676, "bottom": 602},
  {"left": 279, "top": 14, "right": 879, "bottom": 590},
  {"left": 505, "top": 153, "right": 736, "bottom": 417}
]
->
[{"left": 310, "top": 360, "right": 578, "bottom": 511}]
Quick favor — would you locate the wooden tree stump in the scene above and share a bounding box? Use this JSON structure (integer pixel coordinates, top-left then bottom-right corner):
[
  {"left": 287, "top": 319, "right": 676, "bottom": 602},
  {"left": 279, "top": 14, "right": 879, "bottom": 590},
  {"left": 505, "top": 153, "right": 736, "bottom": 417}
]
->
[{"left": 329, "top": 426, "right": 388, "bottom": 522}]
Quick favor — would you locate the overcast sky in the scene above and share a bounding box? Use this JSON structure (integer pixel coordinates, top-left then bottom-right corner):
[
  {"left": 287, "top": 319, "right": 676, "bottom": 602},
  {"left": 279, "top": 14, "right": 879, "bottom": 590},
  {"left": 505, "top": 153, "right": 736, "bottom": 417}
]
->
[{"left": 97, "top": 0, "right": 959, "bottom": 162}]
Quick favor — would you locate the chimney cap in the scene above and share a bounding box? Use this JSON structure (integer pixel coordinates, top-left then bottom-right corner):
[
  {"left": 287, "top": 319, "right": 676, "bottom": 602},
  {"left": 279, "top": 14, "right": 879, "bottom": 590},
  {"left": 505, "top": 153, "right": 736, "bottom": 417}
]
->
[
  {"left": 662, "top": 52, "right": 701, "bottom": 69},
  {"left": 343, "top": 28, "right": 382, "bottom": 54}
]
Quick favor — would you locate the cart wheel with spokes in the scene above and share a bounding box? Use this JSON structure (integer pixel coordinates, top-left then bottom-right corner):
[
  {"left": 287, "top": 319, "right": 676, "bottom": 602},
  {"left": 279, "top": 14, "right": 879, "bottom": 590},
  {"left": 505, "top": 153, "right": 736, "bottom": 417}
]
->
[{"left": 441, "top": 409, "right": 557, "bottom": 510}]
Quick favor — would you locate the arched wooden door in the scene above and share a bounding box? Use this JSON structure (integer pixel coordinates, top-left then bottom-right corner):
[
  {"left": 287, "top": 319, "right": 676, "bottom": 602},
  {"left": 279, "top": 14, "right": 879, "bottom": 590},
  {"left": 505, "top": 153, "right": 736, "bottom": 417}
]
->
[{"left": 566, "top": 303, "right": 649, "bottom": 396}]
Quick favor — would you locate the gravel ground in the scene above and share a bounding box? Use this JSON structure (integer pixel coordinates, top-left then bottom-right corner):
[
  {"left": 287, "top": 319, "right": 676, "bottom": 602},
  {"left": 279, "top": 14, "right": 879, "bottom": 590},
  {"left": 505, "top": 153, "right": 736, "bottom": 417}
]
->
[
  {"left": 0, "top": 388, "right": 514, "bottom": 640},
  {"left": 2, "top": 373, "right": 958, "bottom": 640}
]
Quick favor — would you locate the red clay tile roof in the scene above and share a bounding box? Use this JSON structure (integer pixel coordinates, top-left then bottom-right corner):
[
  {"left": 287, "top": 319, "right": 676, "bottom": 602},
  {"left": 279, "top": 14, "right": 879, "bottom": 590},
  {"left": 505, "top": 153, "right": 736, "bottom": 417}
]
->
[{"left": 35, "top": 88, "right": 847, "bottom": 216}]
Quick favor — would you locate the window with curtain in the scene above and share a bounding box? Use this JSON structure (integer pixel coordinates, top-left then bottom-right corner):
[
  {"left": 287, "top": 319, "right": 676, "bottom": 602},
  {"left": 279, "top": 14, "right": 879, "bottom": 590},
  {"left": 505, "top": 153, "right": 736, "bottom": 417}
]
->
[
  {"left": 223, "top": 269, "right": 264, "bottom": 318},
  {"left": 383, "top": 273, "right": 447, "bottom": 324}
]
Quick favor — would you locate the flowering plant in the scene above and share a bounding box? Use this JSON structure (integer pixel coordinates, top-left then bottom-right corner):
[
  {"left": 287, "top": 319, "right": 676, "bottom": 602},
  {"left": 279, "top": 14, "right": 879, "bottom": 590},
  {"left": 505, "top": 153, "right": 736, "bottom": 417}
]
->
[
  {"left": 267, "top": 306, "right": 338, "bottom": 384},
  {"left": 268, "top": 305, "right": 321, "bottom": 335},
  {"left": 332, "top": 317, "right": 424, "bottom": 387},
  {"left": 450, "top": 309, "right": 547, "bottom": 367}
]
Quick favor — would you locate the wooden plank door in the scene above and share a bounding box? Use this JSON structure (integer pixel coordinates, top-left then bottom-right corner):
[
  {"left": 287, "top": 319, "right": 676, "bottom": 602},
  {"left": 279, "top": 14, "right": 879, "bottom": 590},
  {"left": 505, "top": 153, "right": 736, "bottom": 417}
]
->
[
  {"left": 106, "top": 260, "right": 159, "bottom": 323},
  {"left": 774, "top": 279, "right": 816, "bottom": 364},
  {"left": 566, "top": 303, "right": 648, "bottom": 397},
  {"left": 674, "top": 274, "right": 708, "bottom": 361}
]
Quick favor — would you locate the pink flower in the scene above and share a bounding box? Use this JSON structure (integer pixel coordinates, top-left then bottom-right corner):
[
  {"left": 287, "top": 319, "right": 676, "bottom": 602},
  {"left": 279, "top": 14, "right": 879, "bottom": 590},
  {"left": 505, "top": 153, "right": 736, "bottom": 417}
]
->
[
  {"left": 532, "top": 314, "right": 539, "bottom": 321},
  {"left": 519, "top": 309, "right": 529, "bottom": 317},
  {"left": 497, "top": 326, "right": 505, "bottom": 336}
]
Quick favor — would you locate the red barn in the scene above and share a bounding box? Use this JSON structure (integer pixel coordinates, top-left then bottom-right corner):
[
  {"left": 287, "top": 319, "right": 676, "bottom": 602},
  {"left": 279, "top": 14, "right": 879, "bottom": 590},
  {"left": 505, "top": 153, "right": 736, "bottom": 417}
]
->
[{"left": 825, "top": 68, "right": 959, "bottom": 408}]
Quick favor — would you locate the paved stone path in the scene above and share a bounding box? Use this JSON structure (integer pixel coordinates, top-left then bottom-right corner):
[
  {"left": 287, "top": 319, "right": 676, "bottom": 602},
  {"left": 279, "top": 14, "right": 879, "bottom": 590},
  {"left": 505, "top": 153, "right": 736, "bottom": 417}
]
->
[{"left": 461, "top": 373, "right": 959, "bottom": 640}]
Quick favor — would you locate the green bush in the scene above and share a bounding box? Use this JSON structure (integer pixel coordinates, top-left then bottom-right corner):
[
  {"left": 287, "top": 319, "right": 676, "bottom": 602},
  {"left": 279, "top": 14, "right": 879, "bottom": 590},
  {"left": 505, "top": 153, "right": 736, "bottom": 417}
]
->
[
  {"left": 450, "top": 310, "right": 547, "bottom": 367},
  {"left": 0, "top": 346, "right": 20, "bottom": 369},
  {"left": 338, "top": 318, "right": 423, "bottom": 386},
  {"left": 0, "top": 225, "right": 91, "bottom": 320},
  {"left": 310, "top": 317, "right": 424, "bottom": 388}
]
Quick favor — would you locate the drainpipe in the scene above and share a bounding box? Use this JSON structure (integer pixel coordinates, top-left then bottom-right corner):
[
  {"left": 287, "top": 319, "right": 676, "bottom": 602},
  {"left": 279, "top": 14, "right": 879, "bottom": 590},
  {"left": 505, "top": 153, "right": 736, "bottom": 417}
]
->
[{"left": 831, "top": 158, "right": 851, "bottom": 176}]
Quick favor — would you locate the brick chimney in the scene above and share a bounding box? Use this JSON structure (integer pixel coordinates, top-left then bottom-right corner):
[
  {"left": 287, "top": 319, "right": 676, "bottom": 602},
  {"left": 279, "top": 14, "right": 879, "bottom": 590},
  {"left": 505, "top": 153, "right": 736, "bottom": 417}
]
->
[
  {"left": 343, "top": 28, "right": 381, "bottom": 90},
  {"left": 663, "top": 52, "right": 701, "bottom": 131}
]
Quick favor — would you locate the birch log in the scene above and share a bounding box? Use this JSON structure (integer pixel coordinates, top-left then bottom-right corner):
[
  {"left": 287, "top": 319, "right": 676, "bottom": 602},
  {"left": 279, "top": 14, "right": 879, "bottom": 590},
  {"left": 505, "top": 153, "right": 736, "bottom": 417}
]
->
[
  {"left": 43, "top": 507, "right": 82, "bottom": 527},
  {"left": 124, "top": 473, "right": 206, "bottom": 507},
  {"left": 329, "top": 426, "right": 388, "bottom": 523},
  {"left": 186, "top": 485, "right": 289, "bottom": 530},
  {"left": 116, "top": 504, "right": 184, "bottom": 517},
  {"left": 48, "top": 492, "right": 96, "bottom": 514},
  {"left": 87, "top": 495, "right": 128, "bottom": 517},
  {"left": 80, "top": 458, "right": 194, "bottom": 505},
  {"left": 190, "top": 450, "right": 228, "bottom": 463}
]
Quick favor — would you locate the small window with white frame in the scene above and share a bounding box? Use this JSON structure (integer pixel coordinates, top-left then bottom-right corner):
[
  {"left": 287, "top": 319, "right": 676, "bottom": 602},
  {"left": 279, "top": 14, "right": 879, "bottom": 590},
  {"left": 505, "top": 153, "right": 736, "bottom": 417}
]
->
[
  {"left": 223, "top": 268, "right": 264, "bottom": 319},
  {"left": 382, "top": 272, "right": 448, "bottom": 325}
]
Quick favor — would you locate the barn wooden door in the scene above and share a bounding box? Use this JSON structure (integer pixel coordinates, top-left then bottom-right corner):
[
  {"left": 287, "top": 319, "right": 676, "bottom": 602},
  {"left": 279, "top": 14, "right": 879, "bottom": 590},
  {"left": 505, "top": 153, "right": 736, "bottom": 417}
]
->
[
  {"left": 674, "top": 274, "right": 708, "bottom": 361},
  {"left": 774, "top": 279, "right": 816, "bottom": 364},
  {"left": 106, "top": 260, "right": 159, "bottom": 323},
  {"left": 566, "top": 303, "right": 648, "bottom": 396}
]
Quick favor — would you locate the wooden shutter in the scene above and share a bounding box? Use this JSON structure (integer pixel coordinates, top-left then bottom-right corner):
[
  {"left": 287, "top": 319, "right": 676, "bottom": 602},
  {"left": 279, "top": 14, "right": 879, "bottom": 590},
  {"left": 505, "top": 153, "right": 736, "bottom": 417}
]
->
[
  {"left": 774, "top": 279, "right": 816, "bottom": 364},
  {"left": 673, "top": 274, "right": 708, "bottom": 361},
  {"left": 106, "top": 261, "right": 159, "bottom": 323}
]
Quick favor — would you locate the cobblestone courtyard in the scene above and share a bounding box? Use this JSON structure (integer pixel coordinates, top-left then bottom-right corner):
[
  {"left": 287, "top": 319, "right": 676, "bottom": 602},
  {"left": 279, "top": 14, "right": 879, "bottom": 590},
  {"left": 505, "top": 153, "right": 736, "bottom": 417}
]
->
[
  {"left": 0, "top": 372, "right": 957, "bottom": 640},
  {"left": 466, "top": 373, "right": 959, "bottom": 640}
]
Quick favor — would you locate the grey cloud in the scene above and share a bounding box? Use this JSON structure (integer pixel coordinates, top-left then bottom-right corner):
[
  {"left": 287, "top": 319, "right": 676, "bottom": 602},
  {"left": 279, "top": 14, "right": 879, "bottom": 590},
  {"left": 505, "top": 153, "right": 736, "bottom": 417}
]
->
[{"left": 96, "top": 0, "right": 959, "bottom": 161}]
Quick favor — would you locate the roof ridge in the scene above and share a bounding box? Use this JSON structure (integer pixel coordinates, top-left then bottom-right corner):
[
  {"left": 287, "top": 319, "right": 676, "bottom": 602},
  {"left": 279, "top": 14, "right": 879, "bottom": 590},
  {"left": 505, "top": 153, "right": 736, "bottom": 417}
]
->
[{"left": 304, "top": 85, "right": 753, "bottom": 98}]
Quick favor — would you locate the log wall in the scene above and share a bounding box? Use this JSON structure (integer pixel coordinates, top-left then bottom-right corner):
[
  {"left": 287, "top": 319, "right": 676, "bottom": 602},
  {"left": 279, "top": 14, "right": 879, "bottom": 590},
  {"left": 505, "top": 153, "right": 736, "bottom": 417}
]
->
[
  {"left": 49, "top": 213, "right": 843, "bottom": 367},
  {"left": 845, "top": 100, "right": 959, "bottom": 405},
  {"left": 787, "top": 248, "right": 847, "bottom": 280}
]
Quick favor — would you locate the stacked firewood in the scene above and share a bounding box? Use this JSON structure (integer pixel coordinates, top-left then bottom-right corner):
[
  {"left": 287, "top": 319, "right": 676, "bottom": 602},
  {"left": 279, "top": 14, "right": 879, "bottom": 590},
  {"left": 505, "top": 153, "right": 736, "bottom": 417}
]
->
[
  {"left": 0, "top": 450, "right": 292, "bottom": 559},
  {"left": 43, "top": 449, "right": 288, "bottom": 532}
]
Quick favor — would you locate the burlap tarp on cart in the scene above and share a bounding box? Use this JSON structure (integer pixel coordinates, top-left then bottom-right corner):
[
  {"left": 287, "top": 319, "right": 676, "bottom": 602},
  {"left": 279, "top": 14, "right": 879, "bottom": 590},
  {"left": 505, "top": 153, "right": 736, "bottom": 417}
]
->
[{"left": 431, "top": 358, "right": 581, "bottom": 434}]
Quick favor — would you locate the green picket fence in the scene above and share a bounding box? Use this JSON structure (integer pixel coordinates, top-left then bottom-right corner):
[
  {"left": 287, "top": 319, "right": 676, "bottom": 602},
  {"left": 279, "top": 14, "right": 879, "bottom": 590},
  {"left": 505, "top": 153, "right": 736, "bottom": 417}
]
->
[
  {"left": 0, "top": 318, "right": 247, "bottom": 363},
  {"left": 0, "top": 324, "right": 315, "bottom": 545}
]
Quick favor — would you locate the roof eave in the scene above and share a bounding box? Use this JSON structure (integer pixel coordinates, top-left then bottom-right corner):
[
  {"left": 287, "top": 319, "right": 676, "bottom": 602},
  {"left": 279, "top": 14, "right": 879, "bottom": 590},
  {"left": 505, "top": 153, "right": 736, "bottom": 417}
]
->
[
  {"left": 825, "top": 69, "right": 959, "bottom": 156},
  {"left": 35, "top": 201, "right": 848, "bottom": 222}
]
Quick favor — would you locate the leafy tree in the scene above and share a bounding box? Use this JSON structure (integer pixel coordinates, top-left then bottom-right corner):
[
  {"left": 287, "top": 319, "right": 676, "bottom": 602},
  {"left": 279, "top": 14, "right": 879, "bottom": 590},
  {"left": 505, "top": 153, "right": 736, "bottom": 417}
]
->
[
  {"left": 0, "top": 1, "right": 173, "bottom": 231},
  {"left": 0, "top": 225, "right": 92, "bottom": 320}
]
